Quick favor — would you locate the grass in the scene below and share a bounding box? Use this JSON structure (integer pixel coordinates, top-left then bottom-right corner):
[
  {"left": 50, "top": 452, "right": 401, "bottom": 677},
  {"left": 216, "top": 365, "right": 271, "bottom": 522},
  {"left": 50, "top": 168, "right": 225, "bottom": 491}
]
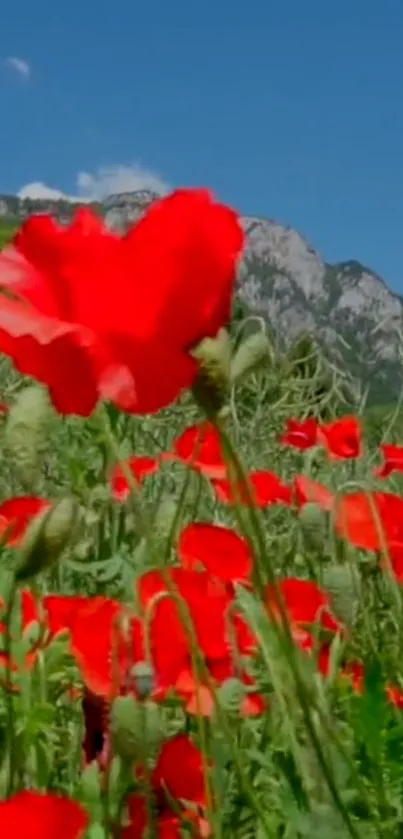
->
[{"left": 0, "top": 323, "right": 402, "bottom": 839}]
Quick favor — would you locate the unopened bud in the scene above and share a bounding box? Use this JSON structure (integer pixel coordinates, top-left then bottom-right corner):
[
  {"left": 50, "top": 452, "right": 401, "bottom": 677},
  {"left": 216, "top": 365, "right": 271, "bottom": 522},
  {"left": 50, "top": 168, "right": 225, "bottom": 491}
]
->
[
  {"left": 230, "top": 331, "right": 270, "bottom": 384},
  {"left": 299, "top": 502, "right": 326, "bottom": 548},
  {"left": 111, "top": 695, "right": 140, "bottom": 761},
  {"left": 78, "top": 761, "right": 102, "bottom": 811},
  {"left": 5, "top": 385, "right": 52, "bottom": 491},
  {"left": 111, "top": 695, "right": 163, "bottom": 762},
  {"left": 152, "top": 496, "right": 179, "bottom": 550},
  {"left": 16, "top": 497, "right": 79, "bottom": 581},
  {"left": 217, "top": 677, "right": 246, "bottom": 716},
  {"left": 191, "top": 328, "right": 231, "bottom": 415},
  {"left": 322, "top": 565, "right": 360, "bottom": 628}
]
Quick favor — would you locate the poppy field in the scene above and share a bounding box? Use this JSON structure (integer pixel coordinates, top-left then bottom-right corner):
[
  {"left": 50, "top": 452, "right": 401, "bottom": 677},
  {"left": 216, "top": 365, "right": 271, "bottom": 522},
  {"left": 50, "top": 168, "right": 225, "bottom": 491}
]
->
[{"left": 0, "top": 191, "right": 403, "bottom": 839}]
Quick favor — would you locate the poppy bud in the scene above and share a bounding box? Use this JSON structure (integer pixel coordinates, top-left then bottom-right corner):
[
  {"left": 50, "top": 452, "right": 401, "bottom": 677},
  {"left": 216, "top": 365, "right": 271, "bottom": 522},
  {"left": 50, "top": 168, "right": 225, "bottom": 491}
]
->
[
  {"left": 15, "top": 497, "right": 79, "bottom": 582},
  {"left": 5, "top": 385, "right": 52, "bottom": 491},
  {"left": 322, "top": 565, "right": 360, "bottom": 629},
  {"left": 130, "top": 661, "right": 155, "bottom": 699},
  {"left": 151, "top": 496, "right": 179, "bottom": 550},
  {"left": 191, "top": 328, "right": 231, "bottom": 415},
  {"left": 78, "top": 761, "right": 102, "bottom": 816},
  {"left": 111, "top": 695, "right": 163, "bottom": 763},
  {"left": 298, "top": 502, "right": 326, "bottom": 548},
  {"left": 230, "top": 331, "right": 270, "bottom": 384},
  {"left": 217, "top": 677, "right": 246, "bottom": 716}
]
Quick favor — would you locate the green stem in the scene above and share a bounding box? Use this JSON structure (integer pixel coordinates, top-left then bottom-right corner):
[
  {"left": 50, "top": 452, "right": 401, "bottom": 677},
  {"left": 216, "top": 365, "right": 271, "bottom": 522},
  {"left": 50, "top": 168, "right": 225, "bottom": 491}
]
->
[{"left": 4, "top": 571, "right": 17, "bottom": 795}]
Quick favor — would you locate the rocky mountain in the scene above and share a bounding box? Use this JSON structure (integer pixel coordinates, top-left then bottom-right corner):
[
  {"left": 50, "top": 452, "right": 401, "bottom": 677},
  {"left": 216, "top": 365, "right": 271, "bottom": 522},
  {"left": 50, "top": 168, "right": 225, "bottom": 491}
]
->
[{"left": 0, "top": 189, "right": 402, "bottom": 403}]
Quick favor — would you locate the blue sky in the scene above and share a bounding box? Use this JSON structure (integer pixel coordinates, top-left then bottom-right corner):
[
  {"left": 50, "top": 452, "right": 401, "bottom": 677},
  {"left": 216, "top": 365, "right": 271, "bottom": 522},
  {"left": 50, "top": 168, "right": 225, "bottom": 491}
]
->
[{"left": 1, "top": 0, "right": 403, "bottom": 291}]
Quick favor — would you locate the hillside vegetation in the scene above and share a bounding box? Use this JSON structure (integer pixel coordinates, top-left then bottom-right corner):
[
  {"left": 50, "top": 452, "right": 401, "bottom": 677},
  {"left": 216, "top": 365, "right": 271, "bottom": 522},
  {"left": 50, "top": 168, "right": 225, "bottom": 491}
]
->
[{"left": 0, "top": 219, "right": 17, "bottom": 250}]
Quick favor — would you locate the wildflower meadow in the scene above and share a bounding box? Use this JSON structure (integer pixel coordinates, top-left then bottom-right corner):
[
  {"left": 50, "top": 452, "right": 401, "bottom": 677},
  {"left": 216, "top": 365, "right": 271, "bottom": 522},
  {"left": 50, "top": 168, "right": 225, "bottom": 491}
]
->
[{"left": 0, "top": 189, "right": 403, "bottom": 838}]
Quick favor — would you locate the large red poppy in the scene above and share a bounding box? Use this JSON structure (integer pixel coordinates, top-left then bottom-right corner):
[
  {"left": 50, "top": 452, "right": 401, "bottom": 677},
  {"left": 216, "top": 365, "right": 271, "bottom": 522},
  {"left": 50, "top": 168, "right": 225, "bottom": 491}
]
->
[
  {"left": 335, "top": 491, "right": 403, "bottom": 552},
  {"left": 280, "top": 417, "right": 318, "bottom": 450},
  {"left": 375, "top": 443, "right": 403, "bottom": 479},
  {"left": 0, "top": 496, "right": 51, "bottom": 546},
  {"left": 0, "top": 191, "right": 243, "bottom": 415},
  {"left": 0, "top": 791, "right": 88, "bottom": 839},
  {"left": 137, "top": 567, "right": 232, "bottom": 668},
  {"left": 177, "top": 521, "right": 253, "bottom": 583},
  {"left": 168, "top": 422, "right": 227, "bottom": 480},
  {"left": 136, "top": 565, "right": 255, "bottom": 704},
  {"left": 266, "top": 578, "right": 341, "bottom": 635},
  {"left": 6, "top": 591, "right": 138, "bottom": 698},
  {"left": 318, "top": 416, "right": 362, "bottom": 459},
  {"left": 44, "top": 594, "right": 138, "bottom": 697},
  {"left": 293, "top": 475, "right": 335, "bottom": 512}
]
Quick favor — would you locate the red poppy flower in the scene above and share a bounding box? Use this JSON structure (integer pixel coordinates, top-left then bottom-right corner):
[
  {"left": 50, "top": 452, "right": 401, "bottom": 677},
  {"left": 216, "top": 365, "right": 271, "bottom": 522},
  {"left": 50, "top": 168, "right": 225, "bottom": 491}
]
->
[
  {"left": 20, "top": 587, "right": 40, "bottom": 626},
  {"left": 293, "top": 475, "right": 335, "bottom": 512},
  {"left": 280, "top": 417, "right": 318, "bottom": 450},
  {"left": 385, "top": 542, "right": 403, "bottom": 582},
  {"left": 0, "top": 191, "right": 243, "bottom": 416},
  {"left": 137, "top": 568, "right": 232, "bottom": 672},
  {"left": 122, "top": 734, "right": 208, "bottom": 839},
  {"left": 14, "top": 593, "right": 136, "bottom": 697},
  {"left": 136, "top": 569, "right": 191, "bottom": 689},
  {"left": 0, "top": 591, "right": 138, "bottom": 699},
  {"left": 318, "top": 416, "right": 362, "bottom": 459},
  {"left": 0, "top": 791, "right": 89, "bottom": 839},
  {"left": 266, "top": 578, "right": 341, "bottom": 635},
  {"left": 386, "top": 683, "right": 403, "bottom": 709},
  {"left": 110, "top": 455, "right": 160, "bottom": 502},
  {"left": 342, "top": 660, "right": 365, "bottom": 693},
  {"left": 374, "top": 443, "right": 403, "bottom": 479},
  {"left": 177, "top": 521, "right": 253, "bottom": 583},
  {"left": 168, "top": 421, "right": 227, "bottom": 480},
  {"left": 0, "top": 496, "right": 51, "bottom": 546},
  {"left": 136, "top": 566, "right": 255, "bottom": 703},
  {"left": 335, "top": 491, "right": 403, "bottom": 552},
  {"left": 46, "top": 595, "right": 136, "bottom": 698},
  {"left": 211, "top": 470, "right": 292, "bottom": 507}
]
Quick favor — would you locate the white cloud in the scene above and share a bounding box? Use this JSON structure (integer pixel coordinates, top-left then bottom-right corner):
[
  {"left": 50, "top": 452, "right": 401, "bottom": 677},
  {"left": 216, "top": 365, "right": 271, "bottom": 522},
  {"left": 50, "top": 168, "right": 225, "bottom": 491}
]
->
[
  {"left": 76, "top": 164, "right": 169, "bottom": 200},
  {"left": 17, "top": 162, "right": 170, "bottom": 204},
  {"left": 17, "top": 181, "right": 89, "bottom": 203},
  {"left": 5, "top": 56, "right": 31, "bottom": 79}
]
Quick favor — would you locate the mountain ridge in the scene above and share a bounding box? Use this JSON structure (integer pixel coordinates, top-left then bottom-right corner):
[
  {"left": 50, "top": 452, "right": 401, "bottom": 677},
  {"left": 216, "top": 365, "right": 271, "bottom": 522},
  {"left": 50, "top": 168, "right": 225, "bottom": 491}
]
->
[{"left": 0, "top": 188, "right": 402, "bottom": 404}]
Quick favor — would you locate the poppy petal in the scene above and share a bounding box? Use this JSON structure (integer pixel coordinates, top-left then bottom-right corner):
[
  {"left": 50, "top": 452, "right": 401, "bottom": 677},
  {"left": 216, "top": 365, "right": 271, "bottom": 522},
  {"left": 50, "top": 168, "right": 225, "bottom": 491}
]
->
[
  {"left": 178, "top": 521, "right": 253, "bottom": 582},
  {"left": 110, "top": 455, "right": 160, "bottom": 502},
  {"left": 0, "top": 791, "right": 89, "bottom": 839}
]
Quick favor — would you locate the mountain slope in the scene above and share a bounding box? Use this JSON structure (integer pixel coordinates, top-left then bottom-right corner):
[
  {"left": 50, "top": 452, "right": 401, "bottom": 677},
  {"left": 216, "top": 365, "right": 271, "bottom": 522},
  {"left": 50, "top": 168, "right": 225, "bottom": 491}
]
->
[{"left": 0, "top": 189, "right": 402, "bottom": 403}]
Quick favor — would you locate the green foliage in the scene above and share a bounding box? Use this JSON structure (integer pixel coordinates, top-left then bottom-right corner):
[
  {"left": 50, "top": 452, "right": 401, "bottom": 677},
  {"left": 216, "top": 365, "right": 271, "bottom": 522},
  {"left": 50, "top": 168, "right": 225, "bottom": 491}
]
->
[
  {"left": 0, "top": 282, "right": 403, "bottom": 837},
  {"left": 0, "top": 219, "right": 17, "bottom": 250}
]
